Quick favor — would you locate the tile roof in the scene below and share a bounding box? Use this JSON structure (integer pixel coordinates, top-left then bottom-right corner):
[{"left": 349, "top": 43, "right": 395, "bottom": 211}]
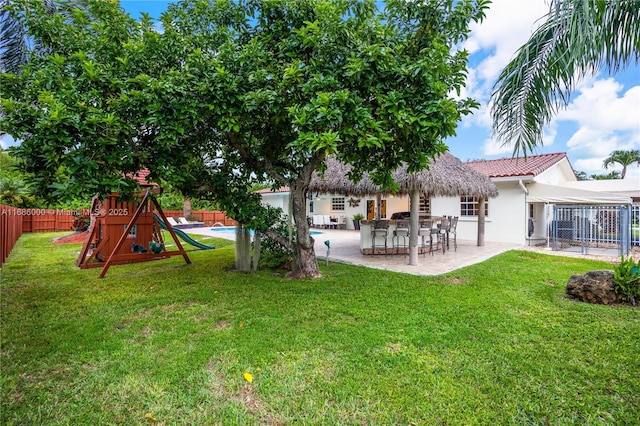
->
[
  {"left": 465, "top": 153, "right": 568, "bottom": 179},
  {"left": 256, "top": 186, "right": 290, "bottom": 194},
  {"left": 126, "top": 169, "right": 157, "bottom": 187}
]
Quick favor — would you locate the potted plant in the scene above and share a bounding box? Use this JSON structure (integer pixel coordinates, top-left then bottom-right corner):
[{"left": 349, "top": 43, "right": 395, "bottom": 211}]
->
[{"left": 352, "top": 213, "right": 364, "bottom": 230}]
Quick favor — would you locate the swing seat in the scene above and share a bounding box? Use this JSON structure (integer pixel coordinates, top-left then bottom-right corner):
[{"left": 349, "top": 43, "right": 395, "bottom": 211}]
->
[{"left": 149, "top": 241, "right": 164, "bottom": 254}]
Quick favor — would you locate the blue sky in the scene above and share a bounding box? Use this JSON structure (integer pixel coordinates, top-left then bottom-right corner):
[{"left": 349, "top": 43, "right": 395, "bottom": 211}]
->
[{"left": 3, "top": 0, "right": 639, "bottom": 180}]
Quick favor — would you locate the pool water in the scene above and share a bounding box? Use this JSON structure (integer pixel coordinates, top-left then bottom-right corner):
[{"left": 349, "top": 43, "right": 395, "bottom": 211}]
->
[{"left": 210, "top": 226, "right": 322, "bottom": 235}]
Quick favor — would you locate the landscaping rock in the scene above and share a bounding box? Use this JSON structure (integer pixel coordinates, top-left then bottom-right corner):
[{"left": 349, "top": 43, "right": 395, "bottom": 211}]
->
[{"left": 566, "top": 270, "right": 624, "bottom": 305}]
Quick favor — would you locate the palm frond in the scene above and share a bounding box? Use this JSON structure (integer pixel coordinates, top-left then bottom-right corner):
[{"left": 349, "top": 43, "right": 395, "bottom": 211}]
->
[
  {"left": 491, "top": 0, "right": 640, "bottom": 157},
  {"left": 0, "top": 1, "right": 28, "bottom": 73},
  {"left": 0, "top": 0, "right": 90, "bottom": 73}
]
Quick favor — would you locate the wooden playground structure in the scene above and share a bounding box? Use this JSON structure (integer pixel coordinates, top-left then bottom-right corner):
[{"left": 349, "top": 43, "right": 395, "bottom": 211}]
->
[{"left": 77, "top": 190, "right": 192, "bottom": 278}]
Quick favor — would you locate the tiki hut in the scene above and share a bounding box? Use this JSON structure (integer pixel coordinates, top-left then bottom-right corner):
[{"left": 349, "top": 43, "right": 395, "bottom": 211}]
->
[
  {"left": 309, "top": 152, "right": 498, "bottom": 199},
  {"left": 309, "top": 152, "right": 498, "bottom": 265}
]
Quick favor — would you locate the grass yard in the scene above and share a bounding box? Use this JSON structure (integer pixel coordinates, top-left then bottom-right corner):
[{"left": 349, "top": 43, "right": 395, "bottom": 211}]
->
[{"left": 1, "top": 232, "right": 639, "bottom": 425}]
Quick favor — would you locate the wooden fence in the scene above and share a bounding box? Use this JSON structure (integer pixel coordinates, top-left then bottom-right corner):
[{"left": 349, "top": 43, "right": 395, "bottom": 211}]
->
[
  {"left": 163, "top": 210, "right": 237, "bottom": 227},
  {"left": 1, "top": 205, "right": 24, "bottom": 266},
  {"left": 21, "top": 208, "right": 91, "bottom": 232},
  {"left": 0, "top": 205, "right": 234, "bottom": 267}
]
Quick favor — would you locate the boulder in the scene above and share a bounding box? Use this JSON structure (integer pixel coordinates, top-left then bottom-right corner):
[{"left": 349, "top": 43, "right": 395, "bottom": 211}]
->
[{"left": 566, "top": 270, "right": 625, "bottom": 305}]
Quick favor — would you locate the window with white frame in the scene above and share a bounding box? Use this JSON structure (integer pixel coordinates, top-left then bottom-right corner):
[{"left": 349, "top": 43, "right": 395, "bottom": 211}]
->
[
  {"left": 460, "top": 196, "right": 489, "bottom": 217},
  {"left": 419, "top": 195, "right": 431, "bottom": 215},
  {"left": 331, "top": 197, "right": 345, "bottom": 211}
]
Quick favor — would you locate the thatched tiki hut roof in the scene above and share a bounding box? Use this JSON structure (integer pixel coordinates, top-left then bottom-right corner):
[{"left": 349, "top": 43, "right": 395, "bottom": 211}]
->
[
  {"left": 309, "top": 152, "right": 498, "bottom": 265},
  {"left": 309, "top": 152, "right": 498, "bottom": 199}
]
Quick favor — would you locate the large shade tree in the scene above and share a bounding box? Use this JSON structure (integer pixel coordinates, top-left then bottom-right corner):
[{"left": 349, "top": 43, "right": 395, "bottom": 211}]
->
[
  {"left": 491, "top": 0, "right": 640, "bottom": 156},
  {"left": 1, "top": 0, "right": 488, "bottom": 278}
]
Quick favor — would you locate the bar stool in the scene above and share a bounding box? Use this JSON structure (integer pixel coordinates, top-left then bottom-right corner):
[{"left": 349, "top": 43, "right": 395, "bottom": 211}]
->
[
  {"left": 418, "top": 219, "right": 435, "bottom": 256},
  {"left": 371, "top": 220, "right": 389, "bottom": 255},
  {"left": 438, "top": 216, "right": 451, "bottom": 253},
  {"left": 448, "top": 216, "right": 459, "bottom": 251},
  {"left": 392, "top": 220, "right": 410, "bottom": 255}
]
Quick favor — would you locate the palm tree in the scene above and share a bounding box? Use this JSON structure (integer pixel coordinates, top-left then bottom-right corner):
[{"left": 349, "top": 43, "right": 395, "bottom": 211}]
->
[
  {"left": 603, "top": 149, "right": 640, "bottom": 179},
  {"left": 590, "top": 171, "right": 622, "bottom": 180},
  {"left": 491, "top": 0, "right": 640, "bottom": 156},
  {"left": 0, "top": 176, "right": 32, "bottom": 206}
]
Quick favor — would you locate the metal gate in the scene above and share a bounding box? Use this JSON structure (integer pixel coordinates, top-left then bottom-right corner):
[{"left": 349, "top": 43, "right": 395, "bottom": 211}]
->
[{"left": 550, "top": 205, "right": 633, "bottom": 256}]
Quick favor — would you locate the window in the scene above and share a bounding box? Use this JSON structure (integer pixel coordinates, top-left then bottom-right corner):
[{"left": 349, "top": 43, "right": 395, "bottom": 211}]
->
[
  {"left": 419, "top": 195, "right": 431, "bottom": 215},
  {"left": 125, "top": 224, "right": 137, "bottom": 238},
  {"left": 331, "top": 197, "right": 345, "bottom": 211},
  {"left": 460, "top": 196, "right": 488, "bottom": 217}
]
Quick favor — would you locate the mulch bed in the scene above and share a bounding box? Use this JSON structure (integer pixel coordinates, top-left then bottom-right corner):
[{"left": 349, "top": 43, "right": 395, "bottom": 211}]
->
[{"left": 52, "top": 231, "right": 89, "bottom": 244}]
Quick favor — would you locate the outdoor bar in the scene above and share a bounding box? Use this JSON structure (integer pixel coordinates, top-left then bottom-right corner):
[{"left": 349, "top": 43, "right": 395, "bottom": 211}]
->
[{"left": 309, "top": 153, "right": 498, "bottom": 260}]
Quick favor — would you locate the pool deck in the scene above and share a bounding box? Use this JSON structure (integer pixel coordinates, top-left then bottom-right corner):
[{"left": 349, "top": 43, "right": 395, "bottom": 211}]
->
[{"left": 185, "top": 227, "right": 522, "bottom": 276}]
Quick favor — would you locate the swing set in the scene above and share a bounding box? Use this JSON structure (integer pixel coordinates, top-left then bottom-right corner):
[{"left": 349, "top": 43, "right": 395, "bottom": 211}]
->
[{"left": 77, "top": 189, "right": 192, "bottom": 278}]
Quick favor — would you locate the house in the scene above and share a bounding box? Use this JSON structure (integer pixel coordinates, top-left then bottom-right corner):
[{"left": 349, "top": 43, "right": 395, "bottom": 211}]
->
[
  {"left": 258, "top": 153, "right": 634, "bottom": 247},
  {"left": 465, "top": 153, "right": 633, "bottom": 245},
  {"left": 257, "top": 186, "right": 291, "bottom": 211}
]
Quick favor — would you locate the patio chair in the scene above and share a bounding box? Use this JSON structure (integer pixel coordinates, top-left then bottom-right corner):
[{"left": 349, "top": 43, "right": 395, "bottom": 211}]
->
[
  {"left": 392, "top": 220, "right": 410, "bottom": 255},
  {"left": 337, "top": 215, "right": 347, "bottom": 229},
  {"left": 178, "top": 217, "right": 190, "bottom": 225},
  {"left": 312, "top": 215, "right": 323, "bottom": 228},
  {"left": 371, "top": 220, "right": 389, "bottom": 254},
  {"left": 167, "top": 217, "right": 179, "bottom": 227}
]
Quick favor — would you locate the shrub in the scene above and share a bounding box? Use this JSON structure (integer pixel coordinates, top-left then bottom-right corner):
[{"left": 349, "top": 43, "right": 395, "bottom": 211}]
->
[
  {"left": 613, "top": 255, "right": 640, "bottom": 306},
  {"left": 72, "top": 214, "right": 90, "bottom": 232},
  {"left": 259, "top": 217, "right": 295, "bottom": 270}
]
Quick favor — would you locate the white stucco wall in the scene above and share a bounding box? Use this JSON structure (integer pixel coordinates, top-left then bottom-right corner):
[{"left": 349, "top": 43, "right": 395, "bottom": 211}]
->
[
  {"left": 536, "top": 158, "right": 577, "bottom": 184},
  {"left": 261, "top": 193, "right": 290, "bottom": 211},
  {"left": 430, "top": 184, "right": 528, "bottom": 245},
  {"left": 482, "top": 182, "right": 528, "bottom": 244},
  {"left": 261, "top": 186, "right": 532, "bottom": 244}
]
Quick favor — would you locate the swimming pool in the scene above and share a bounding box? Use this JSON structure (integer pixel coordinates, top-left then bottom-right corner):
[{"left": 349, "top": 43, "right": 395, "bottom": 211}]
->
[{"left": 210, "top": 226, "right": 322, "bottom": 235}]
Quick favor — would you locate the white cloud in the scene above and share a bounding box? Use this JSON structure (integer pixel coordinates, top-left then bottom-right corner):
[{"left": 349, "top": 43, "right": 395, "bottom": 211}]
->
[
  {"left": 482, "top": 136, "right": 513, "bottom": 156},
  {"left": 464, "top": 0, "right": 549, "bottom": 100},
  {"left": 556, "top": 79, "right": 640, "bottom": 154},
  {"left": 558, "top": 80, "right": 640, "bottom": 129}
]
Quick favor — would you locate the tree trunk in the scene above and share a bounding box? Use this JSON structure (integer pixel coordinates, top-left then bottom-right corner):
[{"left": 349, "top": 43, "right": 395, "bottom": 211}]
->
[
  {"left": 183, "top": 198, "right": 191, "bottom": 218},
  {"left": 287, "top": 178, "right": 321, "bottom": 279},
  {"left": 477, "top": 196, "right": 486, "bottom": 246},
  {"left": 235, "top": 223, "right": 252, "bottom": 272},
  {"left": 252, "top": 231, "right": 261, "bottom": 271},
  {"left": 409, "top": 188, "right": 420, "bottom": 266}
]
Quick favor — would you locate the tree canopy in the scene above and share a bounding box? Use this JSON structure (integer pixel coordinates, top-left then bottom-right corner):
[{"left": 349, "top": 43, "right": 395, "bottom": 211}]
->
[{"left": 1, "top": 0, "right": 488, "bottom": 277}]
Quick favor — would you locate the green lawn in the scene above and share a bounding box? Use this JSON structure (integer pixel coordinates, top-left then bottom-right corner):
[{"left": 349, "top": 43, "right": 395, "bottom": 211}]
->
[{"left": 1, "top": 232, "right": 639, "bottom": 425}]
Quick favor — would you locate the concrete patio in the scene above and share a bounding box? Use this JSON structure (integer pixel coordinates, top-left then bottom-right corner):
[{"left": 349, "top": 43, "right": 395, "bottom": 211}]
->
[
  {"left": 186, "top": 227, "right": 519, "bottom": 276},
  {"left": 309, "top": 229, "right": 522, "bottom": 275}
]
